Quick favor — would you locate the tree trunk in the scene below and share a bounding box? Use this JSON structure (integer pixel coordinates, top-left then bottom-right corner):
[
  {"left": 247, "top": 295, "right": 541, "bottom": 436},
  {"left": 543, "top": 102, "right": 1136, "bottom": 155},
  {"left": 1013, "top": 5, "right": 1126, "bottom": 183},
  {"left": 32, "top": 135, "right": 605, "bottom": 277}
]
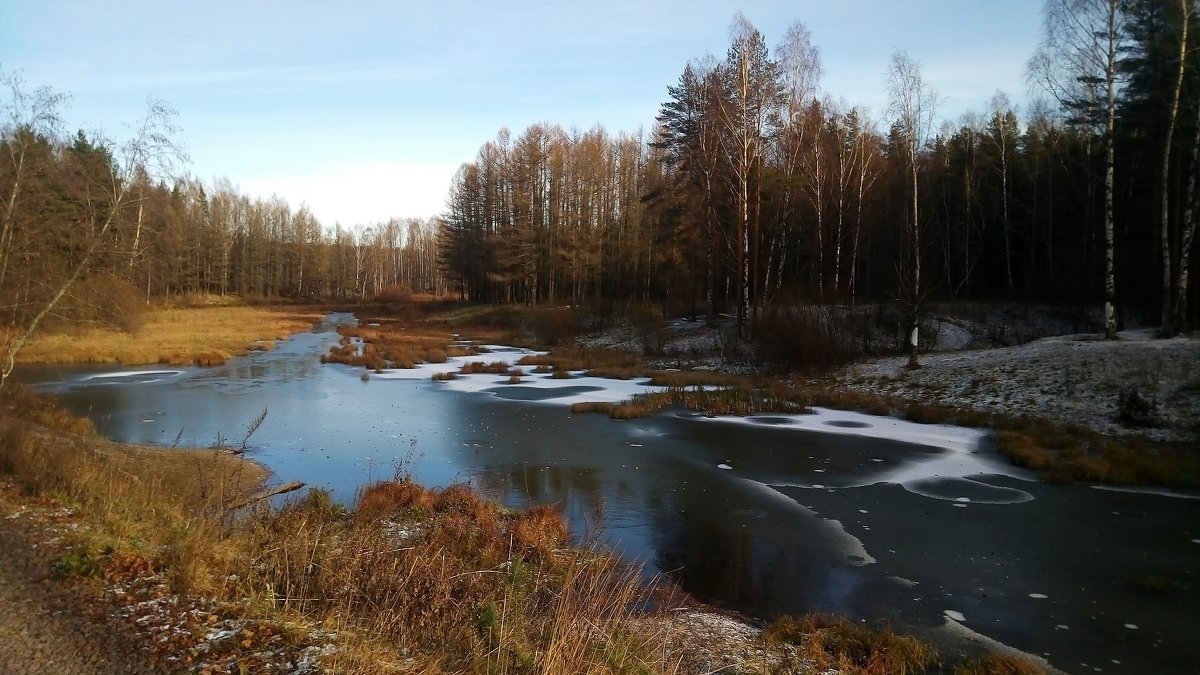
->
[
  {"left": 1160, "top": 0, "right": 1189, "bottom": 336},
  {"left": 1103, "top": 1, "right": 1120, "bottom": 340}
]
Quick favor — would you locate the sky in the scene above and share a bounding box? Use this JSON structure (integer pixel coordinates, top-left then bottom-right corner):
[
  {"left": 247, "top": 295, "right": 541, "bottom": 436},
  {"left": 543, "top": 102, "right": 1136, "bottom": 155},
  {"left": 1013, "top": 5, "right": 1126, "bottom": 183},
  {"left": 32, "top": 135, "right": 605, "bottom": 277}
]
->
[{"left": 1, "top": 1, "right": 1046, "bottom": 228}]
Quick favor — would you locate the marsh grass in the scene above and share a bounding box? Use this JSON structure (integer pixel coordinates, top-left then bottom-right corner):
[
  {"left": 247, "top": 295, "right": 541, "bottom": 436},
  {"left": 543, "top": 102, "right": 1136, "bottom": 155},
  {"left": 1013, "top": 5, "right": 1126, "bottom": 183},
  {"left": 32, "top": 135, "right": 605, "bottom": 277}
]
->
[
  {"left": 13, "top": 305, "right": 321, "bottom": 366},
  {"left": 323, "top": 322, "right": 457, "bottom": 370},
  {"left": 1, "top": 387, "right": 687, "bottom": 673},
  {"left": 0, "top": 387, "right": 263, "bottom": 598},
  {"left": 461, "top": 360, "right": 516, "bottom": 375},
  {"left": 992, "top": 418, "right": 1199, "bottom": 486},
  {"left": 762, "top": 613, "right": 939, "bottom": 675},
  {"left": 952, "top": 653, "right": 1048, "bottom": 675}
]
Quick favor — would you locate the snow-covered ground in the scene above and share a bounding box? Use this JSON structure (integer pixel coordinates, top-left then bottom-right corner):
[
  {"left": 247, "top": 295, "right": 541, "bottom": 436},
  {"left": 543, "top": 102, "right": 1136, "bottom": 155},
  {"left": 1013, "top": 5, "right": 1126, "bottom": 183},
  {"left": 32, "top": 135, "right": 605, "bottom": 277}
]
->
[
  {"left": 576, "top": 310, "right": 1200, "bottom": 443},
  {"left": 839, "top": 329, "right": 1200, "bottom": 442}
]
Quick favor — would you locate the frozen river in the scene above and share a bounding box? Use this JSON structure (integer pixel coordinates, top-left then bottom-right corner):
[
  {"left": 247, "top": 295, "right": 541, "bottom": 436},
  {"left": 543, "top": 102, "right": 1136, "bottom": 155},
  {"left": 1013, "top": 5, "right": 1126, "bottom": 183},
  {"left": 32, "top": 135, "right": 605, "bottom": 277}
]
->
[{"left": 20, "top": 313, "right": 1200, "bottom": 674}]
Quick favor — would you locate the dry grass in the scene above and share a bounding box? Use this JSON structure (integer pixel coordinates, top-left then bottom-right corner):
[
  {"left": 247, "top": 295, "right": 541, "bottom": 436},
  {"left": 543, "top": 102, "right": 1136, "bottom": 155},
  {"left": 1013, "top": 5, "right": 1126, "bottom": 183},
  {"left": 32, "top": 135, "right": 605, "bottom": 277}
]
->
[
  {"left": 762, "top": 613, "right": 939, "bottom": 675},
  {"left": 13, "top": 305, "right": 321, "bottom": 366},
  {"left": 992, "top": 418, "right": 1199, "bottom": 486},
  {"left": 461, "top": 360, "right": 517, "bottom": 375},
  {"left": 0, "top": 388, "right": 265, "bottom": 597},
  {"left": 952, "top": 653, "right": 1048, "bottom": 675},
  {"left": 517, "top": 348, "right": 641, "bottom": 373},
  {"left": 248, "top": 477, "right": 682, "bottom": 674}
]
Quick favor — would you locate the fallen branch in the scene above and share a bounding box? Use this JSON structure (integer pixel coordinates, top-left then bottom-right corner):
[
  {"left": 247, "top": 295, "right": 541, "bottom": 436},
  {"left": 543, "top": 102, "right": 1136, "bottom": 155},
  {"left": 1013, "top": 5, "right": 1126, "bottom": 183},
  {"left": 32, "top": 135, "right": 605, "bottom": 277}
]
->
[{"left": 227, "top": 481, "right": 305, "bottom": 510}]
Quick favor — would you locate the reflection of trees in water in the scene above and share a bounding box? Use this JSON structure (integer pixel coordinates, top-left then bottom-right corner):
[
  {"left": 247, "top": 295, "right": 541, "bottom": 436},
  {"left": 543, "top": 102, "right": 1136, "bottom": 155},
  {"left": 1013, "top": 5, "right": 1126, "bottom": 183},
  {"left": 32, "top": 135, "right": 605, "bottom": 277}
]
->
[
  {"left": 653, "top": 484, "right": 824, "bottom": 619},
  {"left": 473, "top": 462, "right": 611, "bottom": 541}
]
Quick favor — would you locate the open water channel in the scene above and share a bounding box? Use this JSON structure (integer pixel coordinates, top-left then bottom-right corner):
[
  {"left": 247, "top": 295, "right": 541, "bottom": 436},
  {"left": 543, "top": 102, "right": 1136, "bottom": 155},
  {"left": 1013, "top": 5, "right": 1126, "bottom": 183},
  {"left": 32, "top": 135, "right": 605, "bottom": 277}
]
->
[{"left": 18, "top": 313, "right": 1200, "bottom": 674}]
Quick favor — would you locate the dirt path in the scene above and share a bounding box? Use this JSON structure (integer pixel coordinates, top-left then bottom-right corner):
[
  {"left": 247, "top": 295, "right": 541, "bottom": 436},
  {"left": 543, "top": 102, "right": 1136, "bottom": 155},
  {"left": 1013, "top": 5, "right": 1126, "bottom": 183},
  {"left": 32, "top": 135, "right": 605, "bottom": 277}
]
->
[{"left": 0, "top": 495, "right": 158, "bottom": 675}]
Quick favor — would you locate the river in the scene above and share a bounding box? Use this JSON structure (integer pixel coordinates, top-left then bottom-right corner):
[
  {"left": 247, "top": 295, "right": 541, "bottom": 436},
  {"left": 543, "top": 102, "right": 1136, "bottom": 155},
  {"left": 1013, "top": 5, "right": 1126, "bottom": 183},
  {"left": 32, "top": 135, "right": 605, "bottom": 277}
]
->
[{"left": 18, "top": 313, "right": 1200, "bottom": 674}]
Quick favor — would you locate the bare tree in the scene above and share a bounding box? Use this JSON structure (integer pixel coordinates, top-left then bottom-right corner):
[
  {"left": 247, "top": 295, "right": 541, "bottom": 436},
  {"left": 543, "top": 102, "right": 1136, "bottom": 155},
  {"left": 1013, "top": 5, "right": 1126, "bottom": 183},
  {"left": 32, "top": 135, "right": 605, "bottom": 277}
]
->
[
  {"left": 1030, "top": 0, "right": 1128, "bottom": 339},
  {"left": 886, "top": 50, "right": 938, "bottom": 368}
]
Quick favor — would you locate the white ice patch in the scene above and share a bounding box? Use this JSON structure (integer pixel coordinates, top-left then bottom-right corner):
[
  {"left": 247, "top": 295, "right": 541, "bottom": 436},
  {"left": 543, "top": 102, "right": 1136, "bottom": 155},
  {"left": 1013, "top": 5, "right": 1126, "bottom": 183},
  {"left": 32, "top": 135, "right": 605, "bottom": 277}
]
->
[
  {"left": 944, "top": 610, "right": 966, "bottom": 621},
  {"left": 1123, "top": 623, "right": 1138, "bottom": 630},
  {"left": 369, "top": 346, "right": 1038, "bottom": 506},
  {"left": 717, "top": 463, "right": 733, "bottom": 470},
  {"left": 1029, "top": 593, "right": 1048, "bottom": 599},
  {"left": 941, "top": 616, "right": 1067, "bottom": 675},
  {"left": 81, "top": 369, "right": 183, "bottom": 384},
  {"left": 738, "top": 479, "right": 876, "bottom": 565},
  {"left": 1091, "top": 485, "right": 1200, "bottom": 500}
]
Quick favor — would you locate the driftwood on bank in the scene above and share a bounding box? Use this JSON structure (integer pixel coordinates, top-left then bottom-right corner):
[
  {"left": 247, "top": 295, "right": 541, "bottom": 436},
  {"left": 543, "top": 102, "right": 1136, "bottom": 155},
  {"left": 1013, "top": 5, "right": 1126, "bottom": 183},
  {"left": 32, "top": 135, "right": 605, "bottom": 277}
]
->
[{"left": 227, "top": 481, "right": 305, "bottom": 510}]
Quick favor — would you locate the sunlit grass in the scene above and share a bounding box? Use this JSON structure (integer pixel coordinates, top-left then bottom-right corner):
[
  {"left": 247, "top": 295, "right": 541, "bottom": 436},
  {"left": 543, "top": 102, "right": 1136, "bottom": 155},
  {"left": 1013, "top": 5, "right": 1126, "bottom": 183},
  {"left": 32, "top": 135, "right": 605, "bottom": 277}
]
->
[{"left": 13, "top": 305, "right": 322, "bottom": 366}]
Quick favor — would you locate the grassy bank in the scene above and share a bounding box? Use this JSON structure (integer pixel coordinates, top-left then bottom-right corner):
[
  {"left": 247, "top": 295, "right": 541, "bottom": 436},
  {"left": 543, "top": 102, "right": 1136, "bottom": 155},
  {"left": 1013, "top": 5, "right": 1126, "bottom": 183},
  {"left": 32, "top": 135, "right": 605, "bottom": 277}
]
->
[{"left": 12, "top": 303, "right": 323, "bottom": 366}]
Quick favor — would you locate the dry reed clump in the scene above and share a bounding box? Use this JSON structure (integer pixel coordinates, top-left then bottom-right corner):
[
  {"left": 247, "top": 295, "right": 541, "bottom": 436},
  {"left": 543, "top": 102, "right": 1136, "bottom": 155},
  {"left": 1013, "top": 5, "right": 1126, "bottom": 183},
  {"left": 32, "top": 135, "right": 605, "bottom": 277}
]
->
[
  {"left": 322, "top": 323, "right": 459, "bottom": 370},
  {"left": 570, "top": 402, "right": 615, "bottom": 415},
  {"left": 762, "top": 613, "right": 939, "bottom": 675},
  {"left": 431, "top": 371, "right": 458, "bottom": 381},
  {"left": 460, "top": 361, "right": 514, "bottom": 375}
]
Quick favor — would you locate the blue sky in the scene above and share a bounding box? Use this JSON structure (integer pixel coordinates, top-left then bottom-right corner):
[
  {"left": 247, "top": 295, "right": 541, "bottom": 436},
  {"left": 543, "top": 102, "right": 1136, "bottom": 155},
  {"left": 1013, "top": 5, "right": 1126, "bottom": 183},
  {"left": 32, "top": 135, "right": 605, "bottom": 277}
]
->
[{"left": 1, "top": 1, "right": 1044, "bottom": 227}]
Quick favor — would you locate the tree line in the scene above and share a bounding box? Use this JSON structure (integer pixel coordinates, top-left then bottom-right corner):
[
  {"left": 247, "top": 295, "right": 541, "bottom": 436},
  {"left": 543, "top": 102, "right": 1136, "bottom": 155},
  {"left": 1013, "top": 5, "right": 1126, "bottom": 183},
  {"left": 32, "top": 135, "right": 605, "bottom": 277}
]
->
[
  {"left": 441, "top": 3, "right": 1200, "bottom": 341},
  {"left": 5, "top": 0, "right": 1200, "bottom": 384},
  {"left": 0, "top": 72, "right": 441, "bottom": 385}
]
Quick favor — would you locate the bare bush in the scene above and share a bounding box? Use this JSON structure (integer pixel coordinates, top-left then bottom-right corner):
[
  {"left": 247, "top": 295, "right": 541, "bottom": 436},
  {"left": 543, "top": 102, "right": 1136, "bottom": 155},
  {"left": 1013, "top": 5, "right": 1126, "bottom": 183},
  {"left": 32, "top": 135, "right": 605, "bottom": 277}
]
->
[{"left": 753, "top": 305, "right": 861, "bottom": 373}]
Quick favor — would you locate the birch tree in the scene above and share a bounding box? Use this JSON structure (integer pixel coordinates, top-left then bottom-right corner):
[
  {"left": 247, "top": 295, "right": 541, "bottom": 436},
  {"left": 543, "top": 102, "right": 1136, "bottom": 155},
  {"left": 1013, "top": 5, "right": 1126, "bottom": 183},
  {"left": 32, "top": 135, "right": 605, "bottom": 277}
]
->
[
  {"left": 1, "top": 98, "right": 184, "bottom": 388},
  {"left": 1030, "top": 0, "right": 1129, "bottom": 339},
  {"left": 886, "top": 50, "right": 937, "bottom": 368},
  {"left": 718, "top": 13, "right": 781, "bottom": 338}
]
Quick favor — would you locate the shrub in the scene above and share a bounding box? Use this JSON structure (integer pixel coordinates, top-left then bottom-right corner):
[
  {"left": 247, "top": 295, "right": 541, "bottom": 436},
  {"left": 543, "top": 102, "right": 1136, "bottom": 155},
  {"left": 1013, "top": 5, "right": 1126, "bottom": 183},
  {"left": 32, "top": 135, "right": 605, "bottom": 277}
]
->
[
  {"left": 753, "top": 306, "right": 861, "bottom": 374},
  {"left": 1116, "top": 386, "right": 1157, "bottom": 427},
  {"left": 356, "top": 478, "right": 436, "bottom": 521},
  {"left": 512, "top": 503, "right": 568, "bottom": 561}
]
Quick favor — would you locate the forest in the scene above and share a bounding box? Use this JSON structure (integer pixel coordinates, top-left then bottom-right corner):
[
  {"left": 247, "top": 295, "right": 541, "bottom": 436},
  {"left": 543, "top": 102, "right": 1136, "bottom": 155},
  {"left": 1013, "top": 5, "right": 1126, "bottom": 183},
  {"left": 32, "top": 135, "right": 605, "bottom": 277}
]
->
[{"left": 2, "top": 0, "right": 1199, "bottom": 369}]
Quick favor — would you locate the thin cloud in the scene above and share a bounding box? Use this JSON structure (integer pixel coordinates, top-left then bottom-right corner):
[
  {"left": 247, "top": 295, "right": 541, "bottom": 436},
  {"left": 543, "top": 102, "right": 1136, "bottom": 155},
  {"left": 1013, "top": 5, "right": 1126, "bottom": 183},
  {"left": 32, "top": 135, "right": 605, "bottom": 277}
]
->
[{"left": 67, "top": 62, "right": 439, "bottom": 94}]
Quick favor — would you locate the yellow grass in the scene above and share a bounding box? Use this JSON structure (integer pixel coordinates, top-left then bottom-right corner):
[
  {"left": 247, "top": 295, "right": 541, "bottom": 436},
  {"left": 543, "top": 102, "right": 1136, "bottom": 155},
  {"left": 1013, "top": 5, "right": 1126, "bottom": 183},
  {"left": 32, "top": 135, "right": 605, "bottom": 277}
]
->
[{"left": 13, "top": 306, "right": 322, "bottom": 366}]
